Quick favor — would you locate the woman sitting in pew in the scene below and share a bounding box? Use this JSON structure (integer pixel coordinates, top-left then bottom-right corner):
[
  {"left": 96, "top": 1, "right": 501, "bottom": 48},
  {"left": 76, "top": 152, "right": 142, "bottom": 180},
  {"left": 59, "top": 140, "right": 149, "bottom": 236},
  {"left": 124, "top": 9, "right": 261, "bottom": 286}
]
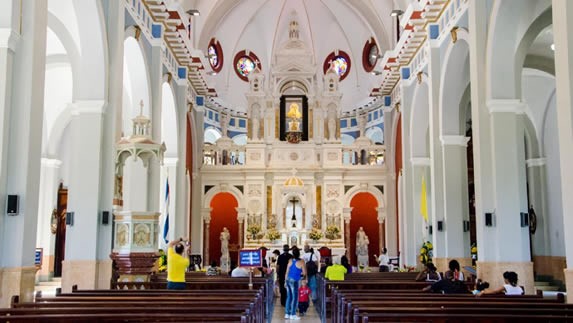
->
[
  {"left": 477, "top": 271, "right": 524, "bottom": 296},
  {"left": 415, "top": 262, "right": 441, "bottom": 282}
]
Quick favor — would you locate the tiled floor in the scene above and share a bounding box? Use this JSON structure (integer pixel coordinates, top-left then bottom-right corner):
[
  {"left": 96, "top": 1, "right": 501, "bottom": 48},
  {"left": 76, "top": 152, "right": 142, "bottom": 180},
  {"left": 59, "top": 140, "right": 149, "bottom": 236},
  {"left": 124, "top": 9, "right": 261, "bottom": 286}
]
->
[{"left": 271, "top": 299, "right": 321, "bottom": 322}]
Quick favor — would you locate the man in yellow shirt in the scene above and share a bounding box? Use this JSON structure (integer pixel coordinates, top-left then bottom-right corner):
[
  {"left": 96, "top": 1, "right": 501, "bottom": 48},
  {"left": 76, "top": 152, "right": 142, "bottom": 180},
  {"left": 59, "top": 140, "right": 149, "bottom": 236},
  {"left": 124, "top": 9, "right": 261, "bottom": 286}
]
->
[
  {"left": 167, "top": 238, "right": 190, "bottom": 289},
  {"left": 325, "top": 256, "right": 347, "bottom": 281}
]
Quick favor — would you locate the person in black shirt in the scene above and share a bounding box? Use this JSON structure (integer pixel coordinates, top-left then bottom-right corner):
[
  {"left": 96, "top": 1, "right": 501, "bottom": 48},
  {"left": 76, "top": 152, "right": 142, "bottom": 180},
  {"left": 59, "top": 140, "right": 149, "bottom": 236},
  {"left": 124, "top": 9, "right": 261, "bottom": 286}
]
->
[{"left": 276, "top": 244, "right": 292, "bottom": 306}]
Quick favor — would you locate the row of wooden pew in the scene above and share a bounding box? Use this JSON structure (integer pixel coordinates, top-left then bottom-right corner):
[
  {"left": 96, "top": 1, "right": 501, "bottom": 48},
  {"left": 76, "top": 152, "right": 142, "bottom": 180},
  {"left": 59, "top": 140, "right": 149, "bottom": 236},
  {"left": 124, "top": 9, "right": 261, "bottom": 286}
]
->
[
  {"left": 0, "top": 276, "right": 273, "bottom": 322},
  {"left": 316, "top": 272, "right": 571, "bottom": 323}
]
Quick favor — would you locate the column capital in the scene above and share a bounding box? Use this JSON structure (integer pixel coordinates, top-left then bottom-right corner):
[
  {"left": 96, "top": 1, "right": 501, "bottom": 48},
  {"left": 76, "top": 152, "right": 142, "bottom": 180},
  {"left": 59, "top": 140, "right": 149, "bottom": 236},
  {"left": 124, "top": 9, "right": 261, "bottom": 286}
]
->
[
  {"left": 41, "top": 158, "right": 62, "bottom": 168},
  {"left": 486, "top": 99, "right": 526, "bottom": 114},
  {"left": 377, "top": 207, "right": 386, "bottom": 223},
  {"left": 526, "top": 158, "right": 546, "bottom": 167},
  {"left": 70, "top": 100, "right": 106, "bottom": 116},
  {"left": 440, "top": 136, "right": 470, "bottom": 147},
  {"left": 342, "top": 207, "right": 353, "bottom": 215},
  {"left": 410, "top": 157, "right": 431, "bottom": 166},
  {"left": 201, "top": 208, "right": 212, "bottom": 223},
  {"left": 0, "top": 28, "right": 20, "bottom": 52}
]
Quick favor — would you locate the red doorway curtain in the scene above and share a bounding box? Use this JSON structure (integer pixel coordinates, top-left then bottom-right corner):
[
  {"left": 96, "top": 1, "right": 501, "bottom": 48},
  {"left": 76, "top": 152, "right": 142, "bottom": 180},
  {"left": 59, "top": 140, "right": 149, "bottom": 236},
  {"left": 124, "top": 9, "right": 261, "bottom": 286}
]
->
[
  {"left": 209, "top": 193, "right": 239, "bottom": 266},
  {"left": 349, "top": 192, "right": 379, "bottom": 267}
]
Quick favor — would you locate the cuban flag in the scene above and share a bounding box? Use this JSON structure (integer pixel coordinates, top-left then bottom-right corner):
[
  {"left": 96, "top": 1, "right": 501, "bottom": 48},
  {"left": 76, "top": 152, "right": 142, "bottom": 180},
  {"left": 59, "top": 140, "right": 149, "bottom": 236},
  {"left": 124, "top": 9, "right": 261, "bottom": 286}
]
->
[{"left": 163, "top": 178, "right": 170, "bottom": 244}]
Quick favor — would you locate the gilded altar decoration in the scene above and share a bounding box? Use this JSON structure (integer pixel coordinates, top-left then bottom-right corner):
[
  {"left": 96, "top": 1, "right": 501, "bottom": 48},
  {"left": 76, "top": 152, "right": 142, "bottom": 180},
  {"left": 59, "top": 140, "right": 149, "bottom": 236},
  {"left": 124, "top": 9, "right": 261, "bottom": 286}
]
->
[
  {"left": 116, "top": 223, "right": 129, "bottom": 247},
  {"left": 133, "top": 223, "right": 151, "bottom": 247},
  {"left": 286, "top": 103, "right": 302, "bottom": 143}
]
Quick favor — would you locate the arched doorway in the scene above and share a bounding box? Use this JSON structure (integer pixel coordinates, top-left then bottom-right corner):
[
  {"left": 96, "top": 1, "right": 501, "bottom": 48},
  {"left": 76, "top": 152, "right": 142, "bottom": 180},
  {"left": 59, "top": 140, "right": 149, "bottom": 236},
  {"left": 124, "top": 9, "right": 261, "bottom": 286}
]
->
[
  {"left": 209, "top": 193, "right": 239, "bottom": 267},
  {"left": 349, "top": 192, "right": 379, "bottom": 267}
]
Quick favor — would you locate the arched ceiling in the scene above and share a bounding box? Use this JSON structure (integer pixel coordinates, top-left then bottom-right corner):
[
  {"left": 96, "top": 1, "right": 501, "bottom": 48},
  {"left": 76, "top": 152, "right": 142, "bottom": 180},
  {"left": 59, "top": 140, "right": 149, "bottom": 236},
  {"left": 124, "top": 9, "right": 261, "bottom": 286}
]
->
[{"left": 179, "top": 0, "right": 402, "bottom": 113}]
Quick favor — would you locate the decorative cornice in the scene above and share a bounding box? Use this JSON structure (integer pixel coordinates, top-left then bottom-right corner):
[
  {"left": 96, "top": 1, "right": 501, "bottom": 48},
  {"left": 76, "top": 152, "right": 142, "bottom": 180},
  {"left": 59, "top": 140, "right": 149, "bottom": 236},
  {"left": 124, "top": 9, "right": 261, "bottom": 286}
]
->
[
  {"left": 410, "top": 157, "right": 431, "bottom": 166},
  {"left": 526, "top": 158, "right": 546, "bottom": 167},
  {"left": 486, "top": 99, "right": 526, "bottom": 114},
  {"left": 440, "top": 136, "right": 470, "bottom": 147}
]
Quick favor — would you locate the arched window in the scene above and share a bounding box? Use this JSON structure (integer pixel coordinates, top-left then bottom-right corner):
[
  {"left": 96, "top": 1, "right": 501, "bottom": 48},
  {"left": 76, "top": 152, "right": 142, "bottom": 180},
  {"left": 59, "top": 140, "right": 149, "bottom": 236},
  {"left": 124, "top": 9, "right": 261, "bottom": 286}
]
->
[
  {"left": 207, "top": 38, "right": 223, "bottom": 73},
  {"left": 233, "top": 50, "right": 262, "bottom": 82},
  {"left": 323, "top": 50, "right": 351, "bottom": 81},
  {"left": 362, "top": 38, "right": 379, "bottom": 72}
]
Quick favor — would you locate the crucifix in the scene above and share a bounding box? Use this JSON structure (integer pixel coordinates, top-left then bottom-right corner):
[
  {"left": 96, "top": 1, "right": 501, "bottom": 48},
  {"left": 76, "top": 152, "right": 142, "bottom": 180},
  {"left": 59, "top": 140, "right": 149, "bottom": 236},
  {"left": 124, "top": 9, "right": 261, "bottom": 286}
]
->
[{"left": 290, "top": 197, "right": 297, "bottom": 227}]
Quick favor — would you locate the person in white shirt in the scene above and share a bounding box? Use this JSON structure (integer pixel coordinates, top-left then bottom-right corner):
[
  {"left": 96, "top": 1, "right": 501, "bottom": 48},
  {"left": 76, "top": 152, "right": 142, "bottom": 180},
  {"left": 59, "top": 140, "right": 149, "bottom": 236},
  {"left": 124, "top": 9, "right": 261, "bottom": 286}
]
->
[
  {"left": 374, "top": 247, "right": 390, "bottom": 272},
  {"left": 477, "top": 271, "right": 524, "bottom": 296},
  {"left": 231, "top": 266, "right": 250, "bottom": 277}
]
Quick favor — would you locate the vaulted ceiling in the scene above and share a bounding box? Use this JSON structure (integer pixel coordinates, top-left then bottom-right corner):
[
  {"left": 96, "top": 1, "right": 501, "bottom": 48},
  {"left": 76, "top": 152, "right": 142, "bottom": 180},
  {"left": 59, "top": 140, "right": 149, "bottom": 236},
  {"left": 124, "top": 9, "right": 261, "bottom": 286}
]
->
[{"left": 179, "top": 0, "right": 405, "bottom": 113}]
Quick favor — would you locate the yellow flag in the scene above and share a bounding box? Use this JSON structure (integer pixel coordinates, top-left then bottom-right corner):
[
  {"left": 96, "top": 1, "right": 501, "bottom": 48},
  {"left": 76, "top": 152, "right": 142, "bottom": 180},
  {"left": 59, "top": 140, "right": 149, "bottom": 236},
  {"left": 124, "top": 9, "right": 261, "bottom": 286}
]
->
[{"left": 420, "top": 176, "right": 428, "bottom": 222}]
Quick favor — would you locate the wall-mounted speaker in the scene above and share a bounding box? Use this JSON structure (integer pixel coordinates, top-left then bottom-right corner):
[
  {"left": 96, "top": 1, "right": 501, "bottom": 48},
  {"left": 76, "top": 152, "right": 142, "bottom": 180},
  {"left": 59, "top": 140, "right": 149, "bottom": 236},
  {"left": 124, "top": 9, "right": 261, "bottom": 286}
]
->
[
  {"left": 485, "top": 213, "right": 493, "bottom": 227},
  {"left": 429, "top": 225, "right": 433, "bottom": 235},
  {"left": 437, "top": 221, "right": 444, "bottom": 232},
  {"left": 6, "top": 195, "right": 19, "bottom": 215},
  {"left": 102, "top": 211, "right": 109, "bottom": 225},
  {"left": 65, "top": 212, "right": 74, "bottom": 226},
  {"left": 463, "top": 220, "right": 470, "bottom": 232},
  {"left": 520, "top": 212, "right": 529, "bottom": 227}
]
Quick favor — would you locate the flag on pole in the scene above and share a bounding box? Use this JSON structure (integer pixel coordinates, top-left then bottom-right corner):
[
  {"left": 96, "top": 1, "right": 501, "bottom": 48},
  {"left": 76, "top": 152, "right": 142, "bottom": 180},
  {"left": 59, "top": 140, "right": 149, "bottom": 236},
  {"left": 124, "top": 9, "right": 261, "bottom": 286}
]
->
[
  {"left": 420, "top": 175, "right": 429, "bottom": 222},
  {"left": 163, "top": 178, "right": 170, "bottom": 243}
]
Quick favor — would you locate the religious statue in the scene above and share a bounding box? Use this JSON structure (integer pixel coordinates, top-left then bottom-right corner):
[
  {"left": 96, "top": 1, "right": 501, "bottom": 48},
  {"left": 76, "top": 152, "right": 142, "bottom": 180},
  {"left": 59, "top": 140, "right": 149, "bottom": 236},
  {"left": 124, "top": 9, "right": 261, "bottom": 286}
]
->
[
  {"left": 356, "top": 227, "right": 369, "bottom": 257},
  {"left": 220, "top": 113, "right": 229, "bottom": 137},
  {"left": 287, "top": 103, "right": 302, "bottom": 132},
  {"left": 220, "top": 227, "right": 230, "bottom": 257},
  {"left": 327, "top": 106, "right": 337, "bottom": 141},
  {"left": 358, "top": 113, "right": 367, "bottom": 137}
]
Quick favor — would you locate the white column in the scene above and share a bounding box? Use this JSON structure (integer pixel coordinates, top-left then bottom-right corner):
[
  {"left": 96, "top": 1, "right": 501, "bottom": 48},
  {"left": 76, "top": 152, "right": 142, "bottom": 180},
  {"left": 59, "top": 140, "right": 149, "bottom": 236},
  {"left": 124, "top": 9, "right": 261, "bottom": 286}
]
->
[
  {"left": 147, "top": 44, "right": 163, "bottom": 213},
  {"left": 487, "top": 100, "right": 530, "bottom": 261},
  {"left": 61, "top": 101, "right": 106, "bottom": 292},
  {"left": 440, "top": 136, "right": 471, "bottom": 258},
  {"left": 427, "top": 44, "right": 446, "bottom": 261},
  {"left": 173, "top": 81, "right": 188, "bottom": 242},
  {"left": 96, "top": 0, "right": 124, "bottom": 288},
  {"left": 36, "top": 158, "right": 62, "bottom": 281},
  {"left": 0, "top": 2, "right": 47, "bottom": 305},
  {"left": 552, "top": 0, "right": 573, "bottom": 301},
  {"left": 190, "top": 105, "right": 205, "bottom": 253},
  {"left": 383, "top": 108, "right": 398, "bottom": 255},
  {"left": 468, "top": 0, "right": 496, "bottom": 263},
  {"left": 410, "top": 159, "right": 430, "bottom": 266}
]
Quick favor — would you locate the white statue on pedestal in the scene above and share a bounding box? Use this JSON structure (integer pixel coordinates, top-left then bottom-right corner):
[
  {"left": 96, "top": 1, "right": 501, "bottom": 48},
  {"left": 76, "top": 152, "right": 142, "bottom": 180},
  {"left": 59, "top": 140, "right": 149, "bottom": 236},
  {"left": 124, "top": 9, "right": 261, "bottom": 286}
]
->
[
  {"left": 356, "top": 227, "right": 369, "bottom": 267},
  {"left": 327, "top": 106, "right": 337, "bottom": 141},
  {"left": 220, "top": 227, "right": 230, "bottom": 272},
  {"left": 251, "top": 104, "right": 260, "bottom": 141}
]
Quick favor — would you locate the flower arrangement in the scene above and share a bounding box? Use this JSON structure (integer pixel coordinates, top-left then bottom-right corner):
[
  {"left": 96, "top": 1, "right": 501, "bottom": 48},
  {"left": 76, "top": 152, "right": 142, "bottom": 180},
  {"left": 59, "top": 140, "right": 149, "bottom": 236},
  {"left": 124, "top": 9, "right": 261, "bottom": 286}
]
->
[
  {"left": 471, "top": 242, "right": 477, "bottom": 263},
  {"left": 398, "top": 265, "right": 417, "bottom": 272},
  {"left": 247, "top": 224, "right": 262, "bottom": 239},
  {"left": 309, "top": 228, "right": 323, "bottom": 241},
  {"left": 266, "top": 228, "right": 281, "bottom": 241},
  {"left": 325, "top": 225, "right": 340, "bottom": 240},
  {"left": 419, "top": 241, "right": 433, "bottom": 265}
]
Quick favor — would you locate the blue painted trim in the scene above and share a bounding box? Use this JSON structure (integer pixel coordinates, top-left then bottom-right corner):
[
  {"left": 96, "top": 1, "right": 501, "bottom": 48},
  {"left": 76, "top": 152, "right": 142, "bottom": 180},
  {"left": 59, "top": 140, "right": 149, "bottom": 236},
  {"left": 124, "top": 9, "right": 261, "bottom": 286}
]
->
[
  {"left": 340, "top": 119, "right": 348, "bottom": 128},
  {"left": 151, "top": 24, "right": 162, "bottom": 38},
  {"left": 350, "top": 118, "right": 357, "bottom": 127},
  {"left": 384, "top": 96, "right": 391, "bottom": 106},
  {"left": 229, "top": 118, "right": 236, "bottom": 127},
  {"left": 401, "top": 67, "right": 411, "bottom": 80},
  {"left": 178, "top": 67, "right": 187, "bottom": 80},
  {"left": 238, "top": 119, "right": 246, "bottom": 128},
  {"left": 196, "top": 96, "right": 204, "bottom": 106},
  {"left": 429, "top": 24, "right": 439, "bottom": 40}
]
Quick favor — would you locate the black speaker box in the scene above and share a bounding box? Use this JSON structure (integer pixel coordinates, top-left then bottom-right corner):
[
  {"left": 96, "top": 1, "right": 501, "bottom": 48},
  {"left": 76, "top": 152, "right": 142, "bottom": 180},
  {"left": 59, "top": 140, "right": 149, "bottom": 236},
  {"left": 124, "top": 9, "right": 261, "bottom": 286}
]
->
[
  {"left": 437, "top": 221, "right": 444, "bottom": 231},
  {"left": 485, "top": 213, "right": 493, "bottom": 226},
  {"left": 520, "top": 212, "right": 529, "bottom": 227},
  {"left": 102, "top": 211, "right": 109, "bottom": 225},
  {"left": 6, "top": 195, "right": 18, "bottom": 215},
  {"left": 65, "top": 212, "right": 74, "bottom": 226}
]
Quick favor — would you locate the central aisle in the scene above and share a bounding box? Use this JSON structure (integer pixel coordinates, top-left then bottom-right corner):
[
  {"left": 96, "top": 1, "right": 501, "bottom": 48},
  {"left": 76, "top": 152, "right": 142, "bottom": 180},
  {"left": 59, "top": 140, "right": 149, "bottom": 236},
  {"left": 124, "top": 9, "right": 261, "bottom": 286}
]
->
[{"left": 271, "top": 299, "right": 321, "bottom": 322}]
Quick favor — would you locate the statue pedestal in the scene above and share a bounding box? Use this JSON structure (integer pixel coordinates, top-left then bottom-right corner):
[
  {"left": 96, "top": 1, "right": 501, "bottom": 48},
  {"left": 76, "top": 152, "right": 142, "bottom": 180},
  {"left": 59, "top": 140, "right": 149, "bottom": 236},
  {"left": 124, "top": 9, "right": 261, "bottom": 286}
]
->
[
  {"left": 220, "top": 255, "right": 230, "bottom": 273},
  {"left": 357, "top": 255, "right": 369, "bottom": 267}
]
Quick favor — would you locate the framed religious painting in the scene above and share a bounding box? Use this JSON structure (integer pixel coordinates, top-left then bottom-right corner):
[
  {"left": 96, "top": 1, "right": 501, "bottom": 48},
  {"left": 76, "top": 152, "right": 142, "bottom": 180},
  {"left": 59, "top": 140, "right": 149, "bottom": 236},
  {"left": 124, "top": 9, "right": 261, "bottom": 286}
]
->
[{"left": 279, "top": 95, "right": 308, "bottom": 142}]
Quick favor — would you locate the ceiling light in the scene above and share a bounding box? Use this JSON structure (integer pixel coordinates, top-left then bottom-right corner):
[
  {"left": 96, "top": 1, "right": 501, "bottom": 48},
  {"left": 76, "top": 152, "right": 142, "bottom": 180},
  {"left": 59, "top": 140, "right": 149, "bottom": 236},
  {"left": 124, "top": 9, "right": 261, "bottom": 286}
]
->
[
  {"left": 551, "top": 43, "right": 555, "bottom": 51},
  {"left": 390, "top": 9, "right": 404, "bottom": 17},
  {"left": 371, "top": 70, "right": 383, "bottom": 76},
  {"left": 186, "top": 9, "right": 200, "bottom": 16},
  {"left": 370, "top": 54, "right": 383, "bottom": 59},
  {"left": 206, "top": 71, "right": 217, "bottom": 76}
]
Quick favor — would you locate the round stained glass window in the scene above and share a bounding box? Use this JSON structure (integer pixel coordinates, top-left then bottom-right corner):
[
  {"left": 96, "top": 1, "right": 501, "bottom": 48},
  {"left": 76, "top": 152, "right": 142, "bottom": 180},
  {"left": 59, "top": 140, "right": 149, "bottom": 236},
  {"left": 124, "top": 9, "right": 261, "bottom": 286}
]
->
[
  {"left": 332, "top": 56, "right": 348, "bottom": 77},
  {"left": 236, "top": 56, "right": 256, "bottom": 77},
  {"left": 208, "top": 45, "right": 218, "bottom": 68}
]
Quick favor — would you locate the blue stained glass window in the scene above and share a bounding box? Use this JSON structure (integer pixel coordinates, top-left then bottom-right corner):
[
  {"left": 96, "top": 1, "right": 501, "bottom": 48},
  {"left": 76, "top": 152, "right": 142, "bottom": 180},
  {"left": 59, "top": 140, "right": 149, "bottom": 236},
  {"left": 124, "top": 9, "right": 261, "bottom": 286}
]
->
[
  {"left": 208, "top": 45, "right": 218, "bottom": 68},
  {"left": 332, "top": 56, "right": 348, "bottom": 77},
  {"left": 236, "top": 56, "right": 255, "bottom": 77}
]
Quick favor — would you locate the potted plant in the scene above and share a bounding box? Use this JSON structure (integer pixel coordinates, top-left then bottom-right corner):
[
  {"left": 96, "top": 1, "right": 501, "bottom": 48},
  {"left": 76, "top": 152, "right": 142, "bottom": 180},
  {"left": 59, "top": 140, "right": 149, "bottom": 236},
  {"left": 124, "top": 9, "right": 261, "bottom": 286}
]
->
[
  {"left": 419, "top": 241, "right": 433, "bottom": 265},
  {"left": 247, "top": 224, "right": 262, "bottom": 240}
]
